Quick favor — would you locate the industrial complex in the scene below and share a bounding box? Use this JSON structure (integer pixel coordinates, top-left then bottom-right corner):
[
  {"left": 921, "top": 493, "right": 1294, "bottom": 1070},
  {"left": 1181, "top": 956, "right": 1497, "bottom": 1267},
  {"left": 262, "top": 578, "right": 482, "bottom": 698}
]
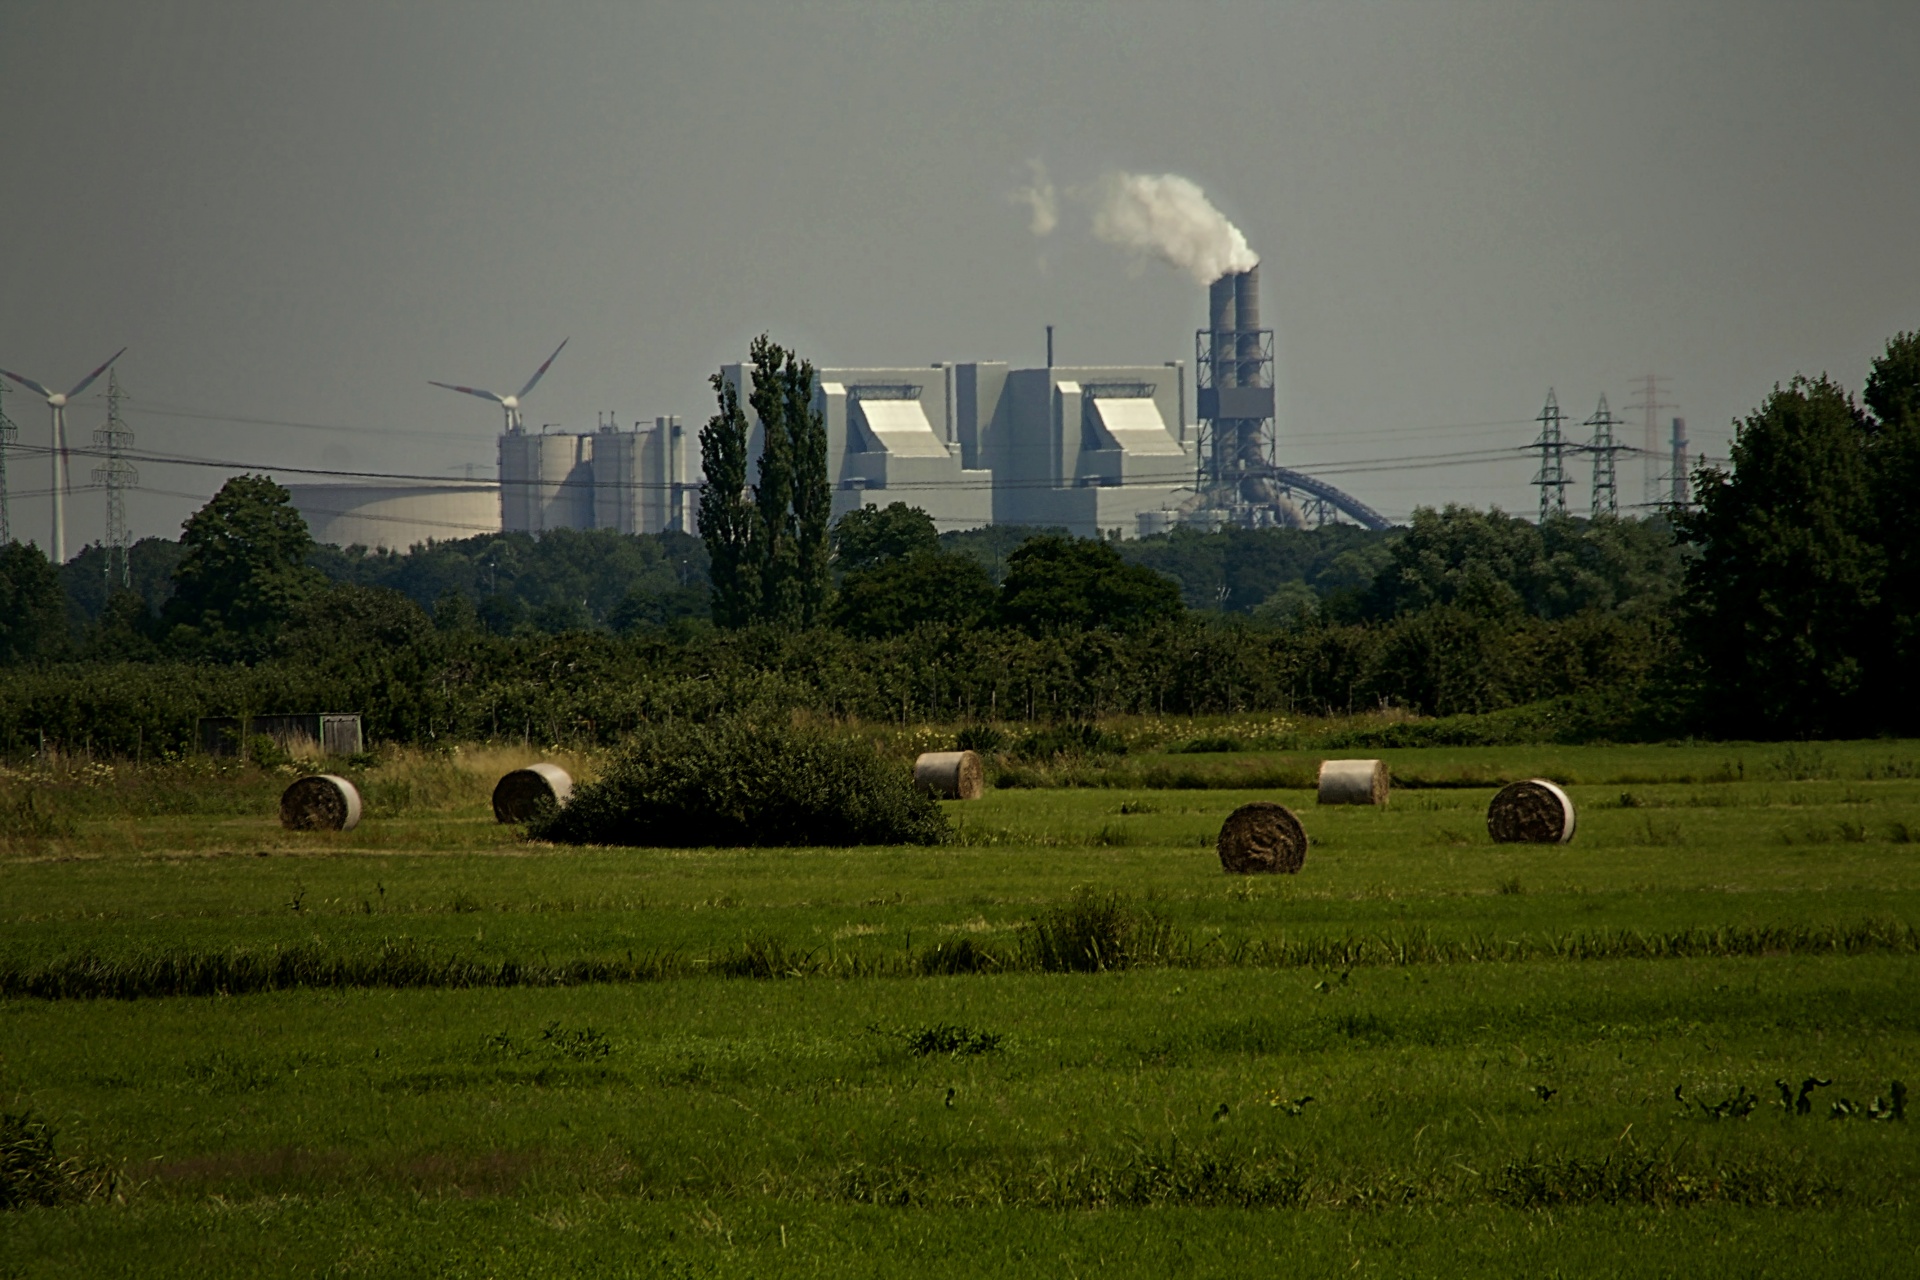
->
[{"left": 280, "top": 263, "right": 1392, "bottom": 551}]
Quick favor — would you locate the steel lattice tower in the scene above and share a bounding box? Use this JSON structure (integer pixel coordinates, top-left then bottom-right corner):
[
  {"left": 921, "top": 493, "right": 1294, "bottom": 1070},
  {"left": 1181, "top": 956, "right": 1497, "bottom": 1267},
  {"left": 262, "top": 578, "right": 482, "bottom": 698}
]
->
[
  {"left": 1530, "top": 389, "right": 1571, "bottom": 522},
  {"left": 92, "top": 369, "right": 137, "bottom": 588},
  {"left": 0, "top": 379, "right": 15, "bottom": 545},
  {"left": 1623, "top": 373, "right": 1675, "bottom": 510},
  {"left": 1586, "top": 393, "right": 1624, "bottom": 518}
]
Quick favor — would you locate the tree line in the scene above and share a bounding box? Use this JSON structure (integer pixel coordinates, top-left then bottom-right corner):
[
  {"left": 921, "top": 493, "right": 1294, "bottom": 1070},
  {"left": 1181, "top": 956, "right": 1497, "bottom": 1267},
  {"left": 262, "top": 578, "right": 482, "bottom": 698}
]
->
[{"left": 0, "top": 330, "right": 1914, "bottom": 747}]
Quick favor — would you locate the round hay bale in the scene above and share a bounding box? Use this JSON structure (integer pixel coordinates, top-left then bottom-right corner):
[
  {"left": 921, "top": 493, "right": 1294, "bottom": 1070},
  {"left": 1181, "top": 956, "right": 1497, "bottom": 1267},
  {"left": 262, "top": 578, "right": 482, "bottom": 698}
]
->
[
  {"left": 1487, "top": 779, "right": 1576, "bottom": 844},
  {"left": 1317, "top": 758, "right": 1389, "bottom": 806},
  {"left": 1216, "top": 801, "right": 1307, "bottom": 875},
  {"left": 492, "top": 763, "right": 573, "bottom": 823},
  {"left": 280, "top": 774, "right": 362, "bottom": 832},
  {"left": 913, "top": 750, "right": 985, "bottom": 801}
]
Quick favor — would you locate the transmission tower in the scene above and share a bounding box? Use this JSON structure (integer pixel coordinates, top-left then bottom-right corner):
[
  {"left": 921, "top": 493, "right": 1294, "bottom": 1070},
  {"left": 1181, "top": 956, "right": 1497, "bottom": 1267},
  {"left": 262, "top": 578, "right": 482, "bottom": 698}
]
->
[
  {"left": 1623, "top": 373, "right": 1676, "bottom": 509},
  {"left": 1530, "top": 389, "right": 1572, "bottom": 522},
  {"left": 1586, "top": 393, "right": 1624, "bottom": 518},
  {"left": 0, "top": 379, "right": 14, "bottom": 545},
  {"left": 92, "top": 369, "right": 137, "bottom": 589}
]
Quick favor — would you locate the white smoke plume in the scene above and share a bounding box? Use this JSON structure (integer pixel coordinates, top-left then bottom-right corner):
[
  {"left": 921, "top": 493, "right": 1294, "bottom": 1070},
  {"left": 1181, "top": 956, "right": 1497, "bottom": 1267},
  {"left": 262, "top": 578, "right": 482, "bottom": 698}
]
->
[
  {"left": 1090, "top": 171, "right": 1258, "bottom": 284},
  {"left": 1010, "top": 158, "right": 1057, "bottom": 237}
]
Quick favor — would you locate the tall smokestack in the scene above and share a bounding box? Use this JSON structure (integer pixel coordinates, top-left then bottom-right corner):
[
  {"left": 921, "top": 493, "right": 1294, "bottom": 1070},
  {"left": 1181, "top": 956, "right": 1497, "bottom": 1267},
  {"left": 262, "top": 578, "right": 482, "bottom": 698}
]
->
[
  {"left": 1670, "top": 417, "right": 1688, "bottom": 509},
  {"left": 1234, "top": 266, "right": 1261, "bottom": 390},
  {"left": 1209, "top": 274, "right": 1237, "bottom": 390}
]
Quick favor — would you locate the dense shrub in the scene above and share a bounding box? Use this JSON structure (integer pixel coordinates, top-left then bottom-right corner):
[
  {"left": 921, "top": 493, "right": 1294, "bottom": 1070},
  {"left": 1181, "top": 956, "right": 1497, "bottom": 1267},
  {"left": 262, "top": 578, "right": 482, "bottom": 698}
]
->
[
  {"left": 1014, "top": 722, "right": 1128, "bottom": 762},
  {"left": 531, "top": 714, "right": 949, "bottom": 847}
]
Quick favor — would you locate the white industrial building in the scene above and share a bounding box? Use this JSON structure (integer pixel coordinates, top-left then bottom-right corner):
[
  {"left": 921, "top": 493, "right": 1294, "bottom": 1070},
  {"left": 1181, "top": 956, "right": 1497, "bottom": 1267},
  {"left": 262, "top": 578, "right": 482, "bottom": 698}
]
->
[
  {"left": 718, "top": 364, "right": 996, "bottom": 532},
  {"left": 719, "top": 360, "right": 1198, "bottom": 538},
  {"left": 956, "top": 362, "right": 1195, "bottom": 538},
  {"left": 304, "top": 351, "right": 1205, "bottom": 552},
  {"left": 286, "top": 482, "right": 503, "bottom": 552}
]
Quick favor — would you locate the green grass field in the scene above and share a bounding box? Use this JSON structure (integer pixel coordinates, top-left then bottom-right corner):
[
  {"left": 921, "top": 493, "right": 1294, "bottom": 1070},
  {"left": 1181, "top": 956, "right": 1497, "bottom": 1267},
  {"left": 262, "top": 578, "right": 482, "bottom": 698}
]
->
[{"left": 2, "top": 735, "right": 1917, "bottom": 1277}]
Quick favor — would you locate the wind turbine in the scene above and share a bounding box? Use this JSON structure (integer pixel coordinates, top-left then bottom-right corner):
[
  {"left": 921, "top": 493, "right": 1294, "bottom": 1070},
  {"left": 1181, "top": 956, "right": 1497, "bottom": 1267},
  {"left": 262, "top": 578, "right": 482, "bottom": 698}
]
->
[
  {"left": 429, "top": 339, "right": 569, "bottom": 434},
  {"left": 0, "top": 348, "right": 126, "bottom": 562}
]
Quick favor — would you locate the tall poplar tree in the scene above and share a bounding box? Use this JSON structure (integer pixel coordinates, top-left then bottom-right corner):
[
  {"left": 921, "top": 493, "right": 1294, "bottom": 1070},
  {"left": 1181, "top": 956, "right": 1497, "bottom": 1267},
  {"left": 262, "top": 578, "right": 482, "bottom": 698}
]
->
[
  {"left": 786, "top": 349, "right": 831, "bottom": 626},
  {"left": 698, "top": 370, "right": 758, "bottom": 628},
  {"left": 747, "top": 336, "right": 801, "bottom": 627},
  {"left": 700, "top": 335, "right": 830, "bottom": 629}
]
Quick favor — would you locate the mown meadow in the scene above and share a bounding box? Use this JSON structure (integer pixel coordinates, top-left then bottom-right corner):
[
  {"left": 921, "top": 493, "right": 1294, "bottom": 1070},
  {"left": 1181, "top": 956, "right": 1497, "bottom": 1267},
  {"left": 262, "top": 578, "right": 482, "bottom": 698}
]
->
[{"left": 2, "top": 730, "right": 1917, "bottom": 1277}]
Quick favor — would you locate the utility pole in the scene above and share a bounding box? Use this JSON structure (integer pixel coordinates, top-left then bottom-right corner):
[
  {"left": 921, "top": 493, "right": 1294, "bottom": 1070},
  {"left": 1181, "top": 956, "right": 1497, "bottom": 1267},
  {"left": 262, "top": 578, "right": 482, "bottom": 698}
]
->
[
  {"left": 1530, "top": 389, "right": 1571, "bottom": 522},
  {"left": 0, "top": 379, "right": 14, "bottom": 545},
  {"left": 92, "top": 369, "right": 137, "bottom": 589},
  {"left": 1586, "top": 393, "right": 1624, "bottom": 518}
]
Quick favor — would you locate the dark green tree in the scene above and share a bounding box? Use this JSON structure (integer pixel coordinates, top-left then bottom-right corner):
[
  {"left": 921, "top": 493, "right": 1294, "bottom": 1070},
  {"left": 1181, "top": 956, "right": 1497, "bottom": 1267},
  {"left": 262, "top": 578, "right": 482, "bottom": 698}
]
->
[
  {"left": 1357, "top": 505, "right": 1682, "bottom": 623},
  {"left": 1865, "top": 331, "right": 1920, "bottom": 726},
  {"left": 747, "top": 336, "right": 799, "bottom": 625},
  {"left": 278, "top": 583, "right": 434, "bottom": 661},
  {"left": 163, "top": 475, "right": 324, "bottom": 659},
  {"left": 0, "top": 541, "right": 69, "bottom": 664},
  {"left": 832, "top": 551, "right": 997, "bottom": 637},
  {"left": 703, "top": 336, "right": 831, "bottom": 629},
  {"left": 996, "top": 535, "right": 1183, "bottom": 634},
  {"left": 699, "top": 369, "right": 759, "bottom": 628},
  {"left": 831, "top": 502, "right": 940, "bottom": 573},
  {"left": 85, "top": 591, "right": 160, "bottom": 662},
  {"left": 1363, "top": 505, "right": 1537, "bottom": 620},
  {"left": 608, "top": 582, "right": 709, "bottom": 632},
  {"left": 745, "top": 335, "right": 830, "bottom": 627},
  {"left": 787, "top": 352, "right": 832, "bottom": 626},
  {"left": 1677, "top": 376, "right": 1882, "bottom": 736}
]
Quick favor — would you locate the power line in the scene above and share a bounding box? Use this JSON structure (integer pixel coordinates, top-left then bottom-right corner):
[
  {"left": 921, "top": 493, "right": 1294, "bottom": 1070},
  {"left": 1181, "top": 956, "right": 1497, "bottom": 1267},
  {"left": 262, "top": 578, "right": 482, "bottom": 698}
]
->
[
  {"left": 19, "top": 436, "right": 1538, "bottom": 494},
  {"left": 0, "top": 379, "right": 14, "bottom": 545}
]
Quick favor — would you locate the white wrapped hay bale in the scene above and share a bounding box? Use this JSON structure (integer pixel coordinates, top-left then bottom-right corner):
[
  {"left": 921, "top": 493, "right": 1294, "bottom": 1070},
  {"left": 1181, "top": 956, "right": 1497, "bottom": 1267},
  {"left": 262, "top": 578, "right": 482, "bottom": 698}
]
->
[
  {"left": 280, "top": 774, "right": 362, "bottom": 832},
  {"left": 1317, "top": 758, "right": 1389, "bottom": 806},
  {"left": 492, "top": 763, "right": 574, "bottom": 823},
  {"left": 1487, "top": 779, "right": 1577, "bottom": 844},
  {"left": 913, "top": 751, "right": 985, "bottom": 801},
  {"left": 1216, "top": 801, "right": 1307, "bottom": 875}
]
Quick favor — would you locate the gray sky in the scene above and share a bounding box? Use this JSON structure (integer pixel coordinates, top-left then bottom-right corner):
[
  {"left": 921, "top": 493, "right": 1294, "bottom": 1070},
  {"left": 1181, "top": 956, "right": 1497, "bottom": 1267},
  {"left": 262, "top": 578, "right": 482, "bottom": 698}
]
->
[{"left": 3, "top": 0, "right": 1916, "bottom": 551}]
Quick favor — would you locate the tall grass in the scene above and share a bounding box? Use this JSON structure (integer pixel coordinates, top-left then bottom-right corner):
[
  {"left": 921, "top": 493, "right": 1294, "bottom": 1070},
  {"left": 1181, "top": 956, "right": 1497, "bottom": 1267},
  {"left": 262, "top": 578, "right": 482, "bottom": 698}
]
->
[{"left": 8, "top": 916, "right": 1913, "bottom": 1001}]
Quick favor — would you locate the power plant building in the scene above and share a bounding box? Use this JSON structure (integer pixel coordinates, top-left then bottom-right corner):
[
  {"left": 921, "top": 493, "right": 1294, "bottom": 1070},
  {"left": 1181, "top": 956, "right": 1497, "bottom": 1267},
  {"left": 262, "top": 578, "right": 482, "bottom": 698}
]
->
[
  {"left": 718, "top": 364, "right": 994, "bottom": 532},
  {"left": 956, "top": 362, "right": 1194, "bottom": 537},
  {"left": 286, "top": 482, "right": 503, "bottom": 552},
  {"left": 496, "top": 416, "right": 693, "bottom": 535},
  {"left": 720, "top": 361, "right": 1199, "bottom": 538},
  {"left": 360, "top": 265, "right": 1386, "bottom": 556}
]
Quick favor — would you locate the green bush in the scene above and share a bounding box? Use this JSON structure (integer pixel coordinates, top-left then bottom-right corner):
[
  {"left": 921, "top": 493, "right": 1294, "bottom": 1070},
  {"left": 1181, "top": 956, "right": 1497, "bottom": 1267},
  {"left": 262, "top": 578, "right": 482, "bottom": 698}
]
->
[
  {"left": 954, "top": 724, "right": 1008, "bottom": 754},
  {"left": 1019, "top": 890, "right": 1179, "bottom": 972},
  {"left": 530, "top": 714, "right": 949, "bottom": 848},
  {"left": 1014, "top": 722, "right": 1127, "bottom": 762}
]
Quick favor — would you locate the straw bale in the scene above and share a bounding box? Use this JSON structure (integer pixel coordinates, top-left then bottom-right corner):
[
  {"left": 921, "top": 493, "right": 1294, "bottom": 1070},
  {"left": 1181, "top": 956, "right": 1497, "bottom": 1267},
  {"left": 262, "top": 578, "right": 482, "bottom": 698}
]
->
[
  {"left": 279, "top": 774, "right": 362, "bottom": 832},
  {"left": 913, "top": 751, "right": 985, "bottom": 801},
  {"left": 1317, "top": 758, "right": 1389, "bottom": 805},
  {"left": 1486, "top": 779, "right": 1576, "bottom": 844},
  {"left": 1216, "top": 801, "right": 1307, "bottom": 874},
  {"left": 492, "top": 763, "right": 575, "bottom": 823}
]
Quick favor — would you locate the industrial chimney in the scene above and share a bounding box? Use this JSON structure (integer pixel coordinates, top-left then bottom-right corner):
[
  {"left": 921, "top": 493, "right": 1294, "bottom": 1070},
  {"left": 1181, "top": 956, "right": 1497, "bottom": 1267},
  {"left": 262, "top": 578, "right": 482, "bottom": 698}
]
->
[{"left": 1209, "top": 275, "right": 1237, "bottom": 395}]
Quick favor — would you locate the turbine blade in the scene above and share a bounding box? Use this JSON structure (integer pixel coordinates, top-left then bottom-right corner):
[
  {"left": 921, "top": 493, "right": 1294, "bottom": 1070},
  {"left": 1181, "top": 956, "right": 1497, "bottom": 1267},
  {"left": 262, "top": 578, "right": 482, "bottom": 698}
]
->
[
  {"left": 517, "top": 338, "right": 568, "bottom": 400},
  {"left": 0, "top": 367, "right": 54, "bottom": 400},
  {"left": 429, "top": 380, "right": 507, "bottom": 405},
  {"left": 66, "top": 347, "right": 127, "bottom": 399}
]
